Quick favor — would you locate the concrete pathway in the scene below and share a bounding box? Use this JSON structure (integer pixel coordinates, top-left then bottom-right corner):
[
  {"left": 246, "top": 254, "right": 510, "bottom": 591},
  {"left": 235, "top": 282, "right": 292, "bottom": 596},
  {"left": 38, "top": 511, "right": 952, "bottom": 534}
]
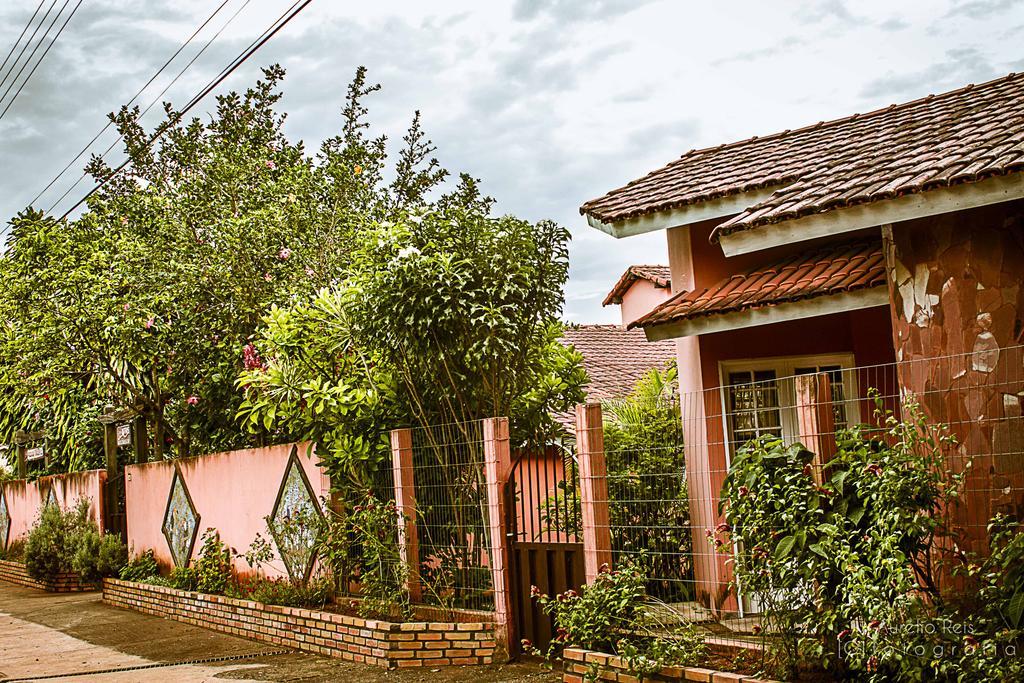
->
[{"left": 0, "top": 583, "right": 558, "bottom": 683}]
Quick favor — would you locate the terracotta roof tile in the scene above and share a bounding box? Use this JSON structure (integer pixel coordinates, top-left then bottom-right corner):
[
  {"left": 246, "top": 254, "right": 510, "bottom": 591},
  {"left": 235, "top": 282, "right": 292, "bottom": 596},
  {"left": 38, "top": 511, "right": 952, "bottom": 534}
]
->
[
  {"left": 629, "top": 239, "right": 886, "bottom": 331},
  {"left": 581, "top": 73, "right": 1024, "bottom": 237},
  {"left": 559, "top": 324, "right": 676, "bottom": 400},
  {"left": 554, "top": 324, "right": 676, "bottom": 432},
  {"left": 602, "top": 264, "right": 672, "bottom": 306}
]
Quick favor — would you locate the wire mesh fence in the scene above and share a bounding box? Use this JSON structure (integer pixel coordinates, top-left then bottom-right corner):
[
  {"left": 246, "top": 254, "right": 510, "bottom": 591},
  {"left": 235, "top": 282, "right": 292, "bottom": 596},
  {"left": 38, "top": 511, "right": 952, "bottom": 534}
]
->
[
  {"left": 408, "top": 419, "right": 495, "bottom": 612},
  {"left": 581, "top": 343, "right": 1024, "bottom": 640}
]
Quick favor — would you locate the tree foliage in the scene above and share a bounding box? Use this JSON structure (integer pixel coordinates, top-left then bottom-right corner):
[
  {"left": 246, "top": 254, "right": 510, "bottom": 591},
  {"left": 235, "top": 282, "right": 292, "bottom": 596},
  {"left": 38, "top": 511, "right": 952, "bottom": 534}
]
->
[{"left": 2, "top": 65, "right": 583, "bottom": 478}]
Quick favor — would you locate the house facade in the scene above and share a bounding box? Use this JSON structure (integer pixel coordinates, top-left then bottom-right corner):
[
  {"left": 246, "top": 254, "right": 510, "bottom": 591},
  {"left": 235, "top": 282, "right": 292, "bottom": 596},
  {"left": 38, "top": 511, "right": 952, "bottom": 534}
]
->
[
  {"left": 581, "top": 73, "right": 1024, "bottom": 613},
  {"left": 602, "top": 264, "right": 673, "bottom": 326}
]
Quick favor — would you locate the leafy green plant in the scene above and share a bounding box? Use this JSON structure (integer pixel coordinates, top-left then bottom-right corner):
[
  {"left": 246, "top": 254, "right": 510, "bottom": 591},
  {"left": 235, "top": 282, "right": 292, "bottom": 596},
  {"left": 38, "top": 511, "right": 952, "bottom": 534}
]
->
[
  {"left": 24, "top": 499, "right": 93, "bottom": 582},
  {"left": 194, "top": 529, "right": 232, "bottom": 594},
  {"left": 718, "top": 396, "right": 968, "bottom": 678},
  {"left": 119, "top": 549, "right": 160, "bottom": 582},
  {"left": 71, "top": 529, "right": 127, "bottom": 583},
  {"left": 1, "top": 538, "right": 25, "bottom": 562},
  {"left": 344, "top": 494, "right": 411, "bottom": 620},
  {"left": 539, "top": 366, "right": 692, "bottom": 601},
  {"left": 169, "top": 565, "right": 198, "bottom": 591},
  {"left": 525, "top": 562, "right": 706, "bottom": 680},
  {"left": 228, "top": 575, "right": 333, "bottom": 609}
]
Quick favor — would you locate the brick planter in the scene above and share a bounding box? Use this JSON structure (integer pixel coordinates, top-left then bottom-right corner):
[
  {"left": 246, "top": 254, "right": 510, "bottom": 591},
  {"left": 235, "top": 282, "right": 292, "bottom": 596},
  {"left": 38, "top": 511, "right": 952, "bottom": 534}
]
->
[
  {"left": 561, "top": 648, "right": 781, "bottom": 683},
  {"left": 0, "top": 559, "right": 96, "bottom": 592},
  {"left": 103, "top": 579, "right": 498, "bottom": 669}
]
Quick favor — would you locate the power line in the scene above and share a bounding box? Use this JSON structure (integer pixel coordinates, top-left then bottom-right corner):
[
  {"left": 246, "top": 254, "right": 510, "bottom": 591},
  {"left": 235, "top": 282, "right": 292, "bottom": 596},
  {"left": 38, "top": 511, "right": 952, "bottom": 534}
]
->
[
  {"left": 0, "top": 0, "right": 84, "bottom": 121},
  {"left": 30, "top": 0, "right": 237, "bottom": 209},
  {"left": 57, "top": 0, "right": 314, "bottom": 221},
  {"left": 0, "top": 0, "right": 47, "bottom": 82},
  {"left": 0, "top": 0, "right": 61, "bottom": 95}
]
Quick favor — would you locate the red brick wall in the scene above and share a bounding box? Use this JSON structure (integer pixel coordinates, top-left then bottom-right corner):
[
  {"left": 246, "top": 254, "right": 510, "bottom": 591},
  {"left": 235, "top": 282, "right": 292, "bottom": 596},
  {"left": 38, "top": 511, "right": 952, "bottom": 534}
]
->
[
  {"left": 0, "top": 560, "right": 94, "bottom": 592},
  {"left": 561, "top": 647, "right": 780, "bottom": 683},
  {"left": 102, "top": 579, "right": 496, "bottom": 669}
]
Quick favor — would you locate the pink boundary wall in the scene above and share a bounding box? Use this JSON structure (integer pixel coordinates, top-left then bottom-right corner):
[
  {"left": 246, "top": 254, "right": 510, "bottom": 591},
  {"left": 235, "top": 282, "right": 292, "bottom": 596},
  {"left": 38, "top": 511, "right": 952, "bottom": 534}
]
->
[
  {"left": 1, "top": 470, "right": 107, "bottom": 545},
  {"left": 124, "top": 442, "right": 329, "bottom": 579}
]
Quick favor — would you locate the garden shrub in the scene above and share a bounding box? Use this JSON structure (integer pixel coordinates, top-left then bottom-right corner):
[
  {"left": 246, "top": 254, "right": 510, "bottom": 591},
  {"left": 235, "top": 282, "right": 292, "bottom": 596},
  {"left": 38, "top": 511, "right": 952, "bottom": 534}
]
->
[
  {"left": 1, "top": 538, "right": 25, "bottom": 562},
  {"left": 228, "top": 575, "right": 333, "bottom": 609},
  {"left": 169, "top": 565, "right": 198, "bottom": 591},
  {"left": 194, "top": 529, "right": 232, "bottom": 594},
  {"left": 24, "top": 499, "right": 92, "bottom": 582},
  {"left": 119, "top": 549, "right": 160, "bottom": 582},
  {"left": 332, "top": 494, "right": 411, "bottom": 619},
  {"left": 526, "top": 562, "right": 706, "bottom": 680},
  {"left": 716, "top": 396, "right": 1024, "bottom": 681},
  {"left": 72, "top": 529, "right": 128, "bottom": 583}
]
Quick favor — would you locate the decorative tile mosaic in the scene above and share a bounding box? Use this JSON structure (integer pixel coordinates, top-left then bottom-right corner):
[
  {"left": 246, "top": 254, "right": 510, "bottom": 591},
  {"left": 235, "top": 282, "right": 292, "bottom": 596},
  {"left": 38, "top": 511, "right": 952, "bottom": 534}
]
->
[
  {"left": 269, "top": 449, "right": 323, "bottom": 581},
  {"left": 0, "top": 491, "right": 9, "bottom": 551},
  {"left": 162, "top": 471, "right": 200, "bottom": 567}
]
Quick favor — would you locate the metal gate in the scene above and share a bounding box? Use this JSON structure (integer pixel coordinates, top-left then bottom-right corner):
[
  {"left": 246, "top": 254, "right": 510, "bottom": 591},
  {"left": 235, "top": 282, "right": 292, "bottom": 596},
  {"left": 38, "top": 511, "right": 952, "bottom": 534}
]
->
[
  {"left": 104, "top": 470, "right": 128, "bottom": 539},
  {"left": 506, "top": 439, "right": 585, "bottom": 654}
]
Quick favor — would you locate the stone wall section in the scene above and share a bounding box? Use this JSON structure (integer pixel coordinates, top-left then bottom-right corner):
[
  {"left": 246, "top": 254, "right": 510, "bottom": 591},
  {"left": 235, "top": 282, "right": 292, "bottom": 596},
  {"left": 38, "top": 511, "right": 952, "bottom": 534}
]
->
[{"left": 883, "top": 200, "right": 1024, "bottom": 556}]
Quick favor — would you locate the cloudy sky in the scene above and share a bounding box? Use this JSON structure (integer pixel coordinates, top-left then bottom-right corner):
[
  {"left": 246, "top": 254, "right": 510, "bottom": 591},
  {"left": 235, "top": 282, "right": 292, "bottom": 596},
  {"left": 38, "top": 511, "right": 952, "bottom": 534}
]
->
[{"left": 1, "top": 0, "right": 1022, "bottom": 322}]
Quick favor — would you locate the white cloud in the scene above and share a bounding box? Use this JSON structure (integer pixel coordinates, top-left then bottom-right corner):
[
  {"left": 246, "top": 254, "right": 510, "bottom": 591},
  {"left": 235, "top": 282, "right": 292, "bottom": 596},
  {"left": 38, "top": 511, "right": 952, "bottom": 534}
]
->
[{"left": 1, "top": 0, "right": 1022, "bottom": 323}]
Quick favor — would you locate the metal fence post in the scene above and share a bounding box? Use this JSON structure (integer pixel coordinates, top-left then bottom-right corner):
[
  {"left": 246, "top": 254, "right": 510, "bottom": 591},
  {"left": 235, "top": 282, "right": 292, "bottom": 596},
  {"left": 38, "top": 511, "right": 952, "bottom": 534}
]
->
[
  {"left": 576, "top": 402, "right": 613, "bottom": 583},
  {"left": 390, "top": 427, "right": 422, "bottom": 602},
  {"left": 795, "top": 373, "right": 837, "bottom": 484},
  {"left": 482, "top": 416, "right": 513, "bottom": 659}
]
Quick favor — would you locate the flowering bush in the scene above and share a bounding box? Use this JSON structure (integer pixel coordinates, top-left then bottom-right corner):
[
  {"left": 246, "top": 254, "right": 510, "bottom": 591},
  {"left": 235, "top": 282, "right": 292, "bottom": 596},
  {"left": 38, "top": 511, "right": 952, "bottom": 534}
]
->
[
  {"left": 525, "top": 562, "right": 706, "bottom": 680},
  {"left": 715, "top": 395, "right": 1024, "bottom": 680}
]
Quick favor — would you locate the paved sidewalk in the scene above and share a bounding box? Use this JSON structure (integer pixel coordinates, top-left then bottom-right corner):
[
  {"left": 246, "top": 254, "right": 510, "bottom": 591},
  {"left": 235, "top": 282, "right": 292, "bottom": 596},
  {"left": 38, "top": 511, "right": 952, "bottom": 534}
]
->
[{"left": 0, "top": 583, "right": 558, "bottom": 682}]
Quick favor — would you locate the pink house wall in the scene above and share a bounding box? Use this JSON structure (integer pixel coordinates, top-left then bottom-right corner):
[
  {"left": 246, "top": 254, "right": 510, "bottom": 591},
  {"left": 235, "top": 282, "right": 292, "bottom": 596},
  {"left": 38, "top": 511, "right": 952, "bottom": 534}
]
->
[
  {"left": 125, "top": 442, "right": 329, "bottom": 579},
  {"left": 1, "top": 470, "right": 107, "bottom": 545},
  {"left": 619, "top": 279, "right": 672, "bottom": 327}
]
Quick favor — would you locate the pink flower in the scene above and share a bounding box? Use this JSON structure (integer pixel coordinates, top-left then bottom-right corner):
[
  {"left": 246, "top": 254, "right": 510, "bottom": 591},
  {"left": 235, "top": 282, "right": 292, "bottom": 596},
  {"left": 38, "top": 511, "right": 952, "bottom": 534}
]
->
[
  {"left": 304, "top": 267, "right": 315, "bottom": 277},
  {"left": 278, "top": 247, "right": 292, "bottom": 260},
  {"left": 123, "top": 302, "right": 130, "bottom": 311},
  {"left": 242, "top": 343, "right": 266, "bottom": 371},
  {"left": 145, "top": 317, "right": 155, "bottom": 330},
  {"left": 265, "top": 160, "right": 276, "bottom": 170},
  {"left": 186, "top": 395, "right": 199, "bottom": 406},
  {"left": 264, "top": 273, "right": 273, "bottom": 282}
]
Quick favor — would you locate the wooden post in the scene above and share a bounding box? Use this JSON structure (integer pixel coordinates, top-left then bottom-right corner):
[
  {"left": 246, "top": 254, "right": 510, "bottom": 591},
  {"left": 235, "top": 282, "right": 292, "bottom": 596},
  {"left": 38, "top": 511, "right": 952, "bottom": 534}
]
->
[
  {"left": 795, "top": 373, "right": 837, "bottom": 484},
  {"left": 390, "top": 428, "right": 422, "bottom": 602},
  {"left": 576, "top": 402, "right": 613, "bottom": 583},
  {"left": 482, "top": 417, "right": 513, "bottom": 659},
  {"left": 15, "top": 443, "right": 27, "bottom": 479},
  {"left": 132, "top": 416, "right": 149, "bottom": 464},
  {"left": 102, "top": 421, "right": 119, "bottom": 534}
]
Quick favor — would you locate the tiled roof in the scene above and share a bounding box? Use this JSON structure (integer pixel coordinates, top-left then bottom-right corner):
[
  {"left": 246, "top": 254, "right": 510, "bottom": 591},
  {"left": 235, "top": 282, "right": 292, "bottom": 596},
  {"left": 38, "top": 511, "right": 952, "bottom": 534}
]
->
[
  {"left": 581, "top": 73, "right": 1024, "bottom": 237},
  {"left": 555, "top": 324, "right": 677, "bottom": 432},
  {"left": 602, "top": 264, "right": 672, "bottom": 306},
  {"left": 629, "top": 239, "right": 886, "bottom": 331},
  {"left": 559, "top": 324, "right": 676, "bottom": 401}
]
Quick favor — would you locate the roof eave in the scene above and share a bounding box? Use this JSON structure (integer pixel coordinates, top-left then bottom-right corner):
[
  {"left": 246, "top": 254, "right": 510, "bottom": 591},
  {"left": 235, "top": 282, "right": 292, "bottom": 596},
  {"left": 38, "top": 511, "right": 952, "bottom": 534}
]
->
[
  {"left": 717, "top": 172, "right": 1024, "bottom": 257},
  {"left": 639, "top": 286, "right": 890, "bottom": 341},
  {"left": 585, "top": 186, "right": 781, "bottom": 238}
]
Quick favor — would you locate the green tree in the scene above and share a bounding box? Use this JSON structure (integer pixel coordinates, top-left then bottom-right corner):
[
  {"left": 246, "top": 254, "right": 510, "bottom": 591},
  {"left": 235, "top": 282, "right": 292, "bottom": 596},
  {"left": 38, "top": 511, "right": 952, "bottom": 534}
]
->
[{"left": 0, "top": 66, "right": 423, "bottom": 466}]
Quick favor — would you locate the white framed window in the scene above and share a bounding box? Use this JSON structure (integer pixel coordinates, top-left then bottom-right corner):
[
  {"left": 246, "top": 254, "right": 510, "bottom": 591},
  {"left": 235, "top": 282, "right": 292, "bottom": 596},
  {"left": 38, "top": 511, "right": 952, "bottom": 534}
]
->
[
  {"left": 718, "top": 353, "right": 861, "bottom": 459},
  {"left": 719, "top": 353, "right": 861, "bottom": 618}
]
